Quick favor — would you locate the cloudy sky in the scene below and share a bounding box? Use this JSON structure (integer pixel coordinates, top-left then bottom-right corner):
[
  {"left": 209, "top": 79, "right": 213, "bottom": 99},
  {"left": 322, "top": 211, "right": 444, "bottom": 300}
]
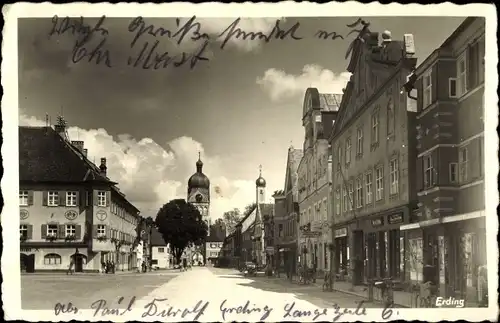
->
[{"left": 18, "top": 16, "right": 464, "bottom": 219}]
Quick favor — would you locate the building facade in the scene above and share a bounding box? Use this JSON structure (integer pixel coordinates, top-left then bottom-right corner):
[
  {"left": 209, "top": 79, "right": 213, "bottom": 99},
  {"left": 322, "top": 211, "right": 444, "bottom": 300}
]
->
[
  {"left": 400, "top": 17, "right": 486, "bottom": 304},
  {"left": 297, "top": 88, "right": 339, "bottom": 273},
  {"left": 329, "top": 27, "right": 418, "bottom": 284},
  {"left": 274, "top": 146, "right": 303, "bottom": 275},
  {"left": 19, "top": 121, "right": 141, "bottom": 273}
]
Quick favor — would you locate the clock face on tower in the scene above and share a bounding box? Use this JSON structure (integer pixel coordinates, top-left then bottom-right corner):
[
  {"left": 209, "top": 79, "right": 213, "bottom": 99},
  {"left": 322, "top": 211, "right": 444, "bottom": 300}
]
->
[{"left": 195, "top": 193, "right": 203, "bottom": 202}]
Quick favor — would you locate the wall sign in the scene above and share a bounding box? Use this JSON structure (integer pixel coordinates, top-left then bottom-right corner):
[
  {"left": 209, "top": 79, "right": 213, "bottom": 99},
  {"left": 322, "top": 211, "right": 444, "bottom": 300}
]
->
[
  {"left": 20, "top": 209, "right": 29, "bottom": 220},
  {"left": 371, "top": 217, "right": 384, "bottom": 227},
  {"left": 335, "top": 228, "right": 347, "bottom": 238},
  {"left": 96, "top": 210, "right": 107, "bottom": 221},
  {"left": 65, "top": 210, "right": 78, "bottom": 221},
  {"left": 388, "top": 213, "right": 403, "bottom": 224}
]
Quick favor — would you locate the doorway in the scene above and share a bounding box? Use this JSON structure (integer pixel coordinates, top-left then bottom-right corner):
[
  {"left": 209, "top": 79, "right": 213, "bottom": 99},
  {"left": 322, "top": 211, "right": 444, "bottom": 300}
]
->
[
  {"left": 71, "top": 253, "right": 86, "bottom": 273},
  {"left": 20, "top": 253, "right": 35, "bottom": 273}
]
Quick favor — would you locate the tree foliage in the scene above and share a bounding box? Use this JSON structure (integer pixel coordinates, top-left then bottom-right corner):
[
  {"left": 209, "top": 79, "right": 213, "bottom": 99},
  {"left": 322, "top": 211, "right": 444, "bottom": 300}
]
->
[
  {"left": 155, "top": 199, "right": 208, "bottom": 263},
  {"left": 222, "top": 208, "right": 241, "bottom": 234}
]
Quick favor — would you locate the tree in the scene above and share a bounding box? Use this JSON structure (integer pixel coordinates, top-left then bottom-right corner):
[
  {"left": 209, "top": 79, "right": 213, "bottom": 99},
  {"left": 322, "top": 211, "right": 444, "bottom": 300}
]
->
[
  {"left": 155, "top": 199, "right": 208, "bottom": 264},
  {"left": 222, "top": 208, "right": 241, "bottom": 234}
]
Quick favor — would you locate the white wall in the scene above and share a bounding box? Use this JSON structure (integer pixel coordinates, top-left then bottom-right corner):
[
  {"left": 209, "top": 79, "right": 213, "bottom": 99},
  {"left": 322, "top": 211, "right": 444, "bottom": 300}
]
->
[{"left": 152, "top": 246, "right": 171, "bottom": 269}]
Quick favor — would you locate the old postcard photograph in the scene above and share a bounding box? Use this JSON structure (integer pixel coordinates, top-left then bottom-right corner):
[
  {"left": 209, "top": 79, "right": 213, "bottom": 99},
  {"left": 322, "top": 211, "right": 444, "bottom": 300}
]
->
[{"left": 1, "top": 2, "right": 498, "bottom": 322}]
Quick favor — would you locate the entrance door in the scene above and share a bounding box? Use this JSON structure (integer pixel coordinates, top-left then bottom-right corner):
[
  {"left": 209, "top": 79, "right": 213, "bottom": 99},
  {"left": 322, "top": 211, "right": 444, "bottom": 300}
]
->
[
  {"left": 20, "top": 253, "right": 35, "bottom": 273},
  {"left": 72, "top": 254, "right": 86, "bottom": 272}
]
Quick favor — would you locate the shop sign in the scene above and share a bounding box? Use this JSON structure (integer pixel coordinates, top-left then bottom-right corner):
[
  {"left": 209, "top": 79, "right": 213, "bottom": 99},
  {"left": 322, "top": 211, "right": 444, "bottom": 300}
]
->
[
  {"left": 335, "top": 228, "right": 347, "bottom": 238},
  {"left": 371, "top": 217, "right": 384, "bottom": 227},
  {"left": 388, "top": 213, "right": 403, "bottom": 224}
]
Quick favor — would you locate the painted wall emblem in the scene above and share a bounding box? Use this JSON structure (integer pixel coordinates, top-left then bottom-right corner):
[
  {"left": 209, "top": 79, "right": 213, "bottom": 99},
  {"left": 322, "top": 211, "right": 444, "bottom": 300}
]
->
[
  {"left": 96, "top": 210, "right": 107, "bottom": 221},
  {"left": 65, "top": 210, "right": 78, "bottom": 221},
  {"left": 20, "top": 209, "right": 29, "bottom": 220}
]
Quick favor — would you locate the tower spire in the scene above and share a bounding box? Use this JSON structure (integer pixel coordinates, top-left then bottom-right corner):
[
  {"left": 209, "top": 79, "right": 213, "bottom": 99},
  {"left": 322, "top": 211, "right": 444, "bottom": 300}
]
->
[{"left": 259, "top": 164, "right": 262, "bottom": 177}]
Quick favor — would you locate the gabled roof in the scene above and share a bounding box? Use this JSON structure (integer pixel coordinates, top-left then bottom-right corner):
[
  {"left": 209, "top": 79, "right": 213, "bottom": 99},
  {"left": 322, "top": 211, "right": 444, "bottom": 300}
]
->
[
  {"left": 19, "top": 126, "right": 109, "bottom": 183},
  {"left": 150, "top": 226, "right": 168, "bottom": 246},
  {"left": 284, "top": 147, "right": 303, "bottom": 196}
]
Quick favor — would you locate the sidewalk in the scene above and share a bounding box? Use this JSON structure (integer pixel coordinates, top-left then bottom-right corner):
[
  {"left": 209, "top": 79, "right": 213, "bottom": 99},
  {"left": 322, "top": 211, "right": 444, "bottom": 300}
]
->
[{"left": 261, "top": 273, "right": 413, "bottom": 308}]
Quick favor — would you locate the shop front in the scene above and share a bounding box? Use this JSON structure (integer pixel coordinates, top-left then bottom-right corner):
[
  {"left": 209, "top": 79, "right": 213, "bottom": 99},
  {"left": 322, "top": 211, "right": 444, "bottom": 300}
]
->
[
  {"left": 349, "top": 206, "right": 409, "bottom": 285},
  {"left": 333, "top": 227, "right": 349, "bottom": 280}
]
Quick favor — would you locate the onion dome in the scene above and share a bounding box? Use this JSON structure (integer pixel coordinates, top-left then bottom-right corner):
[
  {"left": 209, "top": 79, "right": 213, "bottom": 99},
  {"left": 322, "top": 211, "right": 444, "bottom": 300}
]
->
[
  {"left": 256, "top": 165, "right": 266, "bottom": 187},
  {"left": 188, "top": 153, "right": 210, "bottom": 189}
]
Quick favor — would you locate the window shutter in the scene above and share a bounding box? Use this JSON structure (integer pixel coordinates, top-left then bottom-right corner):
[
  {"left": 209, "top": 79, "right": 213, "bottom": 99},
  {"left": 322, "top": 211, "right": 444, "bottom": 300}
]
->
[
  {"left": 59, "top": 191, "right": 66, "bottom": 206},
  {"left": 106, "top": 191, "right": 111, "bottom": 207},
  {"left": 75, "top": 191, "right": 80, "bottom": 206},
  {"left": 41, "top": 224, "right": 47, "bottom": 239},
  {"left": 416, "top": 79, "right": 423, "bottom": 112},
  {"left": 75, "top": 225, "right": 82, "bottom": 240},
  {"left": 27, "top": 225, "right": 33, "bottom": 240},
  {"left": 106, "top": 226, "right": 111, "bottom": 238},
  {"left": 431, "top": 65, "right": 438, "bottom": 103},
  {"left": 42, "top": 192, "right": 48, "bottom": 206},
  {"left": 93, "top": 190, "right": 98, "bottom": 206},
  {"left": 93, "top": 225, "right": 98, "bottom": 237},
  {"left": 417, "top": 157, "right": 423, "bottom": 191},
  {"left": 28, "top": 191, "right": 34, "bottom": 206},
  {"left": 59, "top": 224, "right": 66, "bottom": 238},
  {"left": 467, "top": 44, "right": 478, "bottom": 89}
]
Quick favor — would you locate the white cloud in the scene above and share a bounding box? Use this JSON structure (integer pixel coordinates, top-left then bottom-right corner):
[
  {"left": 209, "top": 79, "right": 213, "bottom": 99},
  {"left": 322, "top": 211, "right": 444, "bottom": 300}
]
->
[
  {"left": 19, "top": 113, "right": 258, "bottom": 220},
  {"left": 256, "top": 64, "right": 351, "bottom": 101}
]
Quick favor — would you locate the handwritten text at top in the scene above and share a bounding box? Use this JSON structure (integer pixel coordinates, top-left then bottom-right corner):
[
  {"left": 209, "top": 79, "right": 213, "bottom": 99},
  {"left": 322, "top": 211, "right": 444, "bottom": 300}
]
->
[{"left": 47, "top": 16, "right": 366, "bottom": 70}]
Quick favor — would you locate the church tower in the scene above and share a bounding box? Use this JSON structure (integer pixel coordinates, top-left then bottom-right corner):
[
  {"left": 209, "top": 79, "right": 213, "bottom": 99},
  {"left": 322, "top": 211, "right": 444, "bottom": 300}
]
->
[
  {"left": 187, "top": 153, "right": 211, "bottom": 235},
  {"left": 256, "top": 165, "right": 266, "bottom": 204}
]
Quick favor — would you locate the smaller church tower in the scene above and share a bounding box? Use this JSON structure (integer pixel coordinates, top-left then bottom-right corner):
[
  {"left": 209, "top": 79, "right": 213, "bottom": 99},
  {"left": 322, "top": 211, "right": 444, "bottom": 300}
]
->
[
  {"left": 187, "top": 152, "right": 211, "bottom": 235},
  {"left": 256, "top": 165, "right": 266, "bottom": 204}
]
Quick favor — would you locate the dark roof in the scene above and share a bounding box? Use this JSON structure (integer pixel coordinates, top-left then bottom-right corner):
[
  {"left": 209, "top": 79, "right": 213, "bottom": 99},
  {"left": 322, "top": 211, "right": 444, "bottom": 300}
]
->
[
  {"left": 441, "top": 17, "right": 477, "bottom": 48},
  {"left": 150, "top": 226, "right": 168, "bottom": 246},
  {"left": 318, "top": 93, "right": 342, "bottom": 111},
  {"left": 236, "top": 204, "right": 257, "bottom": 227},
  {"left": 19, "top": 126, "right": 109, "bottom": 183}
]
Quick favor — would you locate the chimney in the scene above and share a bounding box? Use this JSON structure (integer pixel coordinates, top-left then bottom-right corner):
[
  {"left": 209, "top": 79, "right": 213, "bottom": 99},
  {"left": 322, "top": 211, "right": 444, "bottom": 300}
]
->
[
  {"left": 71, "top": 140, "right": 84, "bottom": 153},
  {"left": 83, "top": 149, "right": 88, "bottom": 157},
  {"left": 99, "top": 157, "right": 107, "bottom": 176},
  {"left": 54, "top": 115, "right": 67, "bottom": 138}
]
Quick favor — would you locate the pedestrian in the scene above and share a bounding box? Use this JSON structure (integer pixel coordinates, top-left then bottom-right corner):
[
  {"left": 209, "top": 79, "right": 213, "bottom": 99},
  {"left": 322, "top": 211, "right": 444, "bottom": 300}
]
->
[
  {"left": 101, "top": 260, "right": 106, "bottom": 274},
  {"left": 67, "top": 258, "right": 74, "bottom": 275}
]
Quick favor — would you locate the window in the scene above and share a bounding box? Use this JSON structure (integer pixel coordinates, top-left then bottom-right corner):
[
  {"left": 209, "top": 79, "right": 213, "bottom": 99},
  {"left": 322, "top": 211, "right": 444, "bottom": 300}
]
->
[
  {"left": 47, "top": 224, "right": 58, "bottom": 237},
  {"left": 348, "top": 181, "right": 354, "bottom": 210},
  {"left": 345, "top": 138, "right": 352, "bottom": 165},
  {"left": 371, "top": 112, "right": 379, "bottom": 144},
  {"left": 66, "top": 191, "right": 77, "bottom": 206},
  {"left": 323, "top": 199, "right": 327, "bottom": 221},
  {"left": 390, "top": 159, "right": 399, "bottom": 195},
  {"left": 337, "top": 145, "right": 342, "bottom": 170},
  {"left": 449, "top": 78, "right": 457, "bottom": 98},
  {"left": 335, "top": 188, "right": 341, "bottom": 215},
  {"left": 423, "top": 155, "right": 434, "bottom": 189},
  {"left": 20, "top": 225, "right": 28, "bottom": 239},
  {"left": 65, "top": 224, "right": 76, "bottom": 237},
  {"left": 423, "top": 69, "right": 432, "bottom": 108},
  {"left": 158, "top": 247, "right": 165, "bottom": 253},
  {"left": 97, "top": 191, "right": 107, "bottom": 207},
  {"left": 459, "top": 147, "right": 468, "bottom": 182},
  {"left": 457, "top": 52, "right": 467, "bottom": 96},
  {"left": 468, "top": 42, "right": 480, "bottom": 90},
  {"left": 375, "top": 167, "right": 384, "bottom": 201},
  {"left": 19, "top": 190, "right": 29, "bottom": 206},
  {"left": 44, "top": 253, "right": 62, "bottom": 265},
  {"left": 387, "top": 99, "right": 395, "bottom": 135},
  {"left": 365, "top": 173, "right": 373, "bottom": 204},
  {"left": 449, "top": 163, "right": 458, "bottom": 183},
  {"left": 342, "top": 186, "right": 348, "bottom": 212},
  {"left": 97, "top": 224, "right": 106, "bottom": 237},
  {"left": 356, "top": 177, "right": 363, "bottom": 208},
  {"left": 356, "top": 128, "right": 363, "bottom": 155},
  {"left": 48, "top": 191, "right": 59, "bottom": 206}
]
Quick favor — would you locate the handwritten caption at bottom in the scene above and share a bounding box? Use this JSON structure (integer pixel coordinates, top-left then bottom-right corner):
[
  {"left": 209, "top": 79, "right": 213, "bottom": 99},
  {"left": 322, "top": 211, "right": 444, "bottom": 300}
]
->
[{"left": 55, "top": 297, "right": 397, "bottom": 321}]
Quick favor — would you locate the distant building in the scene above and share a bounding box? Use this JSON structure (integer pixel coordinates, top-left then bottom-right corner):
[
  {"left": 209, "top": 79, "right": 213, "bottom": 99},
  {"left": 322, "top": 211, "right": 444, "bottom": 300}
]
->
[
  {"left": 298, "top": 89, "right": 340, "bottom": 273},
  {"left": 252, "top": 167, "right": 274, "bottom": 267},
  {"left": 401, "top": 17, "right": 486, "bottom": 303},
  {"left": 150, "top": 227, "right": 171, "bottom": 269},
  {"left": 19, "top": 119, "right": 141, "bottom": 273},
  {"left": 274, "top": 146, "right": 303, "bottom": 275}
]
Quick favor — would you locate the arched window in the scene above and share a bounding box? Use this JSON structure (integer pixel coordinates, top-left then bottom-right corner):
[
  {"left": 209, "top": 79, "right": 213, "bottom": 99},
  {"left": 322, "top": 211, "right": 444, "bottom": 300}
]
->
[{"left": 44, "top": 253, "right": 62, "bottom": 265}]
